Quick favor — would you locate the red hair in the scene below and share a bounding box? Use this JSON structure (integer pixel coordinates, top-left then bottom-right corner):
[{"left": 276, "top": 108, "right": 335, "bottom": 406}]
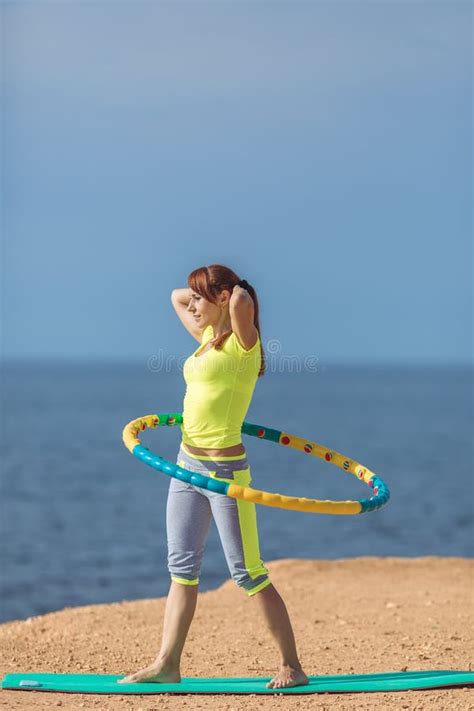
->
[{"left": 187, "top": 264, "right": 265, "bottom": 377}]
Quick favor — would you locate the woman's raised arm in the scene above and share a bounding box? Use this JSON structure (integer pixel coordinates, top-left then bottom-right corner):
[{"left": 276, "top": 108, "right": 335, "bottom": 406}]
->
[{"left": 170, "top": 288, "right": 203, "bottom": 343}]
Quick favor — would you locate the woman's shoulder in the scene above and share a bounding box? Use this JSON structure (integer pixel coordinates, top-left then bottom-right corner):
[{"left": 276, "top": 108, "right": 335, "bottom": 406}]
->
[{"left": 227, "top": 329, "right": 261, "bottom": 355}]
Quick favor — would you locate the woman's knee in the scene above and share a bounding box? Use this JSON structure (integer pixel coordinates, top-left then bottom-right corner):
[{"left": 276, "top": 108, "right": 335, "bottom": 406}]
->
[
  {"left": 237, "top": 574, "right": 272, "bottom": 597},
  {"left": 229, "top": 564, "right": 272, "bottom": 596},
  {"left": 168, "top": 559, "right": 202, "bottom": 584},
  {"left": 167, "top": 545, "right": 205, "bottom": 583}
]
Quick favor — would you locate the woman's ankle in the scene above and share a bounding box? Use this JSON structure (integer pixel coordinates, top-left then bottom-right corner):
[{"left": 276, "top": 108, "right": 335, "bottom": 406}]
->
[
  {"left": 280, "top": 659, "right": 303, "bottom": 671},
  {"left": 155, "top": 652, "right": 181, "bottom": 669}
]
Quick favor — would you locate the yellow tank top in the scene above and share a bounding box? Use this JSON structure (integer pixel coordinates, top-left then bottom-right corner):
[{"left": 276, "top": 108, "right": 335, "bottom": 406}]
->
[{"left": 181, "top": 324, "right": 262, "bottom": 448}]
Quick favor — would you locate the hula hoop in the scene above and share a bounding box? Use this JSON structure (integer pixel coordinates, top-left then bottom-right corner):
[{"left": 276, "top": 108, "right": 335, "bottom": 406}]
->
[{"left": 122, "top": 413, "right": 390, "bottom": 515}]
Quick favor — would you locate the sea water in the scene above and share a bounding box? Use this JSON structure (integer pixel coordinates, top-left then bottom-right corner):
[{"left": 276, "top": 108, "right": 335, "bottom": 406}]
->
[{"left": 1, "top": 361, "right": 472, "bottom": 622}]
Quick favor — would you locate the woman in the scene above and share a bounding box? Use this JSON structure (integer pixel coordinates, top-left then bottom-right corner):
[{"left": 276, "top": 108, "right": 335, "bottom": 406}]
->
[{"left": 119, "top": 264, "right": 308, "bottom": 690}]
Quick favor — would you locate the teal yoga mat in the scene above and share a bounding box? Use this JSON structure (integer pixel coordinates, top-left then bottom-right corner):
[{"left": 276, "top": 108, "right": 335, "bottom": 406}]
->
[{"left": 2, "top": 670, "right": 473, "bottom": 694}]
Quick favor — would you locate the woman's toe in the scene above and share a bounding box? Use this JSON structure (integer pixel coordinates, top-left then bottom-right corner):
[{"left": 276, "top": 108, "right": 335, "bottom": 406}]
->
[{"left": 118, "top": 670, "right": 143, "bottom": 684}]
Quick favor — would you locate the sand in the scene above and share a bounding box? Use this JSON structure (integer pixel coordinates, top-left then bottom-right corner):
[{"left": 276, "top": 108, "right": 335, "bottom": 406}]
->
[{"left": 1, "top": 557, "right": 473, "bottom": 710}]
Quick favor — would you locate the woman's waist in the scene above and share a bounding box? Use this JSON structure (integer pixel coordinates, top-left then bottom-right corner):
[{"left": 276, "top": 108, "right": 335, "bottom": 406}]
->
[
  {"left": 178, "top": 444, "right": 249, "bottom": 473},
  {"left": 180, "top": 440, "right": 246, "bottom": 459}
]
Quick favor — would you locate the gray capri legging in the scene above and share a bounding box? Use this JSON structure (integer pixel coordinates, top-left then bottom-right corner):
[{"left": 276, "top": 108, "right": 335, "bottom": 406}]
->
[{"left": 166, "top": 444, "right": 271, "bottom": 596}]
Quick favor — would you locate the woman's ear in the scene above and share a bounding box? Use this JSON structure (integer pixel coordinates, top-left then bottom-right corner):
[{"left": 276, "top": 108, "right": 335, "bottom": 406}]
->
[{"left": 220, "top": 289, "right": 232, "bottom": 307}]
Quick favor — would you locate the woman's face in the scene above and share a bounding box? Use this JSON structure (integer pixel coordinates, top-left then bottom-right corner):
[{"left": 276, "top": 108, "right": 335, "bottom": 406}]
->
[{"left": 187, "top": 291, "right": 219, "bottom": 327}]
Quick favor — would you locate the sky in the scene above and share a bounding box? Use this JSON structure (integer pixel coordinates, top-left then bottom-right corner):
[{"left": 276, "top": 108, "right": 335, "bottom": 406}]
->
[{"left": 1, "top": 0, "right": 472, "bottom": 365}]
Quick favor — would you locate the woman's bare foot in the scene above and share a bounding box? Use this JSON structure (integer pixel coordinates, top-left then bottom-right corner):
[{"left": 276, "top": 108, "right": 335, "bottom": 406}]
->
[
  {"left": 266, "top": 664, "right": 309, "bottom": 689},
  {"left": 117, "top": 659, "right": 181, "bottom": 684}
]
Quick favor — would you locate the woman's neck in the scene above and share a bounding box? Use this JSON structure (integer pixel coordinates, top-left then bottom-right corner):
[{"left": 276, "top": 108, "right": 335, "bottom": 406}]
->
[{"left": 210, "top": 312, "right": 232, "bottom": 340}]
